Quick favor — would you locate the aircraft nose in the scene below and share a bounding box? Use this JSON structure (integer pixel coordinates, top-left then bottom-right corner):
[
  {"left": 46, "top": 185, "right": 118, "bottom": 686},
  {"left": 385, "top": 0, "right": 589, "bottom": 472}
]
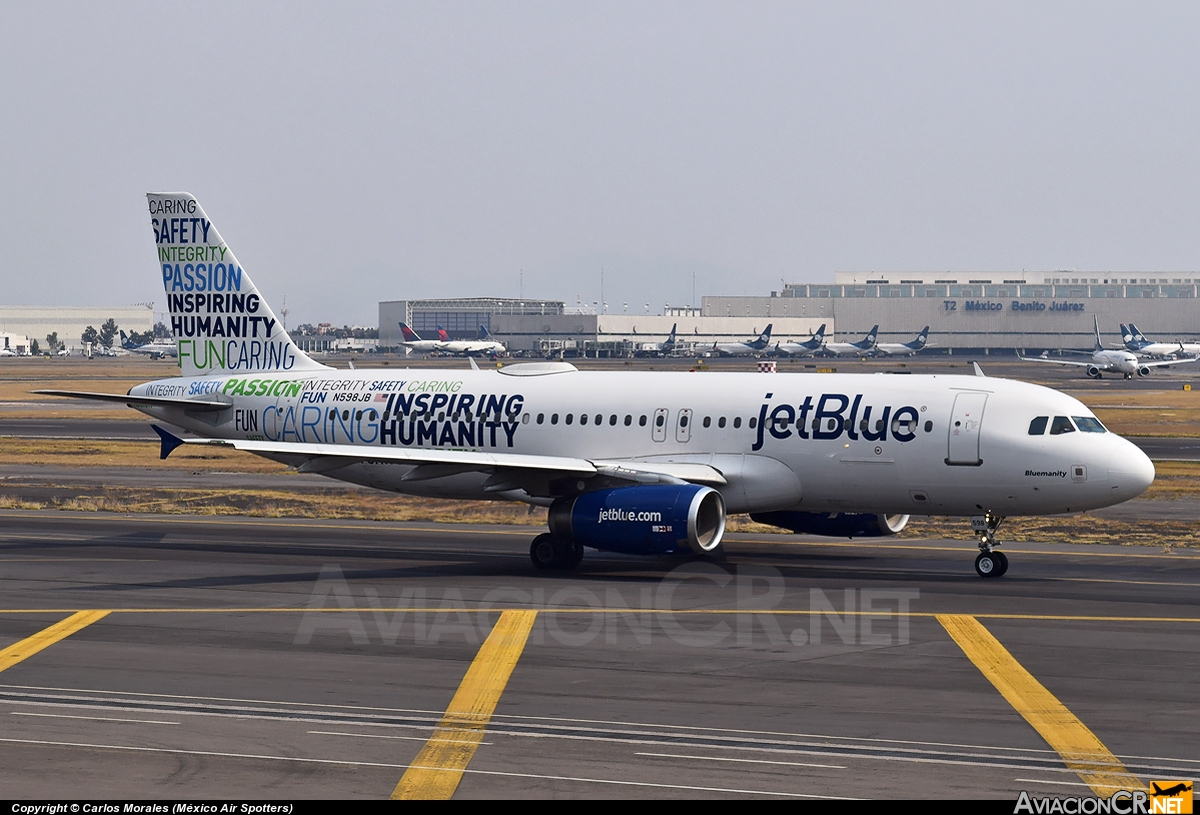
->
[{"left": 1108, "top": 439, "right": 1155, "bottom": 499}]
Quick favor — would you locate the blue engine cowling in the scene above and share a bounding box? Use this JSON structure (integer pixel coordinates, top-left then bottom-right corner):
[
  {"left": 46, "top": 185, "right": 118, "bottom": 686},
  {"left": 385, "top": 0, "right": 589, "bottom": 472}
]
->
[
  {"left": 750, "top": 511, "right": 909, "bottom": 539},
  {"left": 549, "top": 485, "right": 727, "bottom": 556}
]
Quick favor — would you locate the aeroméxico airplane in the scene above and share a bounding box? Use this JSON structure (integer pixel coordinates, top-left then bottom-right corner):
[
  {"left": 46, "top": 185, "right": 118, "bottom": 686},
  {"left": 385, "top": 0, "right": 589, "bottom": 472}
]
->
[
  {"left": 1120, "top": 323, "right": 1200, "bottom": 359},
  {"left": 37, "top": 193, "right": 1157, "bottom": 579},
  {"left": 773, "top": 324, "right": 827, "bottom": 357},
  {"left": 1020, "top": 316, "right": 1199, "bottom": 379},
  {"left": 120, "top": 330, "right": 179, "bottom": 359},
  {"left": 820, "top": 325, "right": 879, "bottom": 356},
  {"left": 712, "top": 324, "right": 772, "bottom": 356},
  {"left": 872, "top": 327, "right": 930, "bottom": 357}
]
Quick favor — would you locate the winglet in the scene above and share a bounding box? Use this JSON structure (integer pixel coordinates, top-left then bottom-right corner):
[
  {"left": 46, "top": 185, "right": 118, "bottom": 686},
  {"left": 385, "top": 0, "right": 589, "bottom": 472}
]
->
[
  {"left": 469, "top": 356, "right": 480, "bottom": 371},
  {"left": 151, "top": 424, "right": 186, "bottom": 460},
  {"left": 972, "top": 361, "right": 986, "bottom": 377}
]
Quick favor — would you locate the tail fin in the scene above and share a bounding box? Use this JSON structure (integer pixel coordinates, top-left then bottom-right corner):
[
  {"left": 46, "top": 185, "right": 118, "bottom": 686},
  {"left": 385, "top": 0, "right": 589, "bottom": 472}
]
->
[
  {"left": 1093, "top": 315, "right": 1104, "bottom": 352},
  {"left": 753, "top": 324, "right": 773, "bottom": 348},
  {"left": 120, "top": 330, "right": 131, "bottom": 348},
  {"left": 666, "top": 323, "right": 677, "bottom": 344},
  {"left": 437, "top": 327, "right": 450, "bottom": 342},
  {"left": 813, "top": 323, "right": 826, "bottom": 340},
  {"left": 399, "top": 323, "right": 422, "bottom": 342},
  {"left": 149, "top": 193, "right": 329, "bottom": 378},
  {"left": 909, "top": 326, "right": 929, "bottom": 349},
  {"left": 1129, "top": 323, "right": 1148, "bottom": 343},
  {"left": 859, "top": 325, "right": 879, "bottom": 348}
]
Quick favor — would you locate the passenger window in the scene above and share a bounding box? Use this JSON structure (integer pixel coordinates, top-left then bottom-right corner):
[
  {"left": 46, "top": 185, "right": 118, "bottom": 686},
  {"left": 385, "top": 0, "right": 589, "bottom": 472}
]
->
[
  {"left": 639, "top": 415, "right": 647, "bottom": 426},
  {"left": 703, "top": 416, "right": 711, "bottom": 428},
  {"left": 343, "top": 410, "right": 350, "bottom": 421},
  {"left": 551, "top": 413, "right": 559, "bottom": 425},
  {"left": 595, "top": 414, "right": 602, "bottom": 425},
  {"left": 522, "top": 413, "right": 529, "bottom": 424},
  {"left": 624, "top": 415, "right": 632, "bottom": 426},
  {"left": 580, "top": 413, "right": 588, "bottom": 425},
  {"left": 749, "top": 417, "right": 757, "bottom": 429},
  {"left": 924, "top": 420, "right": 932, "bottom": 433},
  {"left": 1049, "top": 416, "right": 1075, "bottom": 435},
  {"left": 733, "top": 417, "right": 742, "bottom": 428},
  {"left": 680, "top": 414, "right": 689, "bottom": 428},
  {"left": 1028, "top": 416, "right": 1048, "bottom": 435},
  {"left": 383, "top": 410, "right": 390, "bottom": 421},
  {"left": 537, "top": 413, "right": 544, "bottom": 424},
  {"left": 609, "top": 414, "right": 617, "bottom": 426},
  {"left": 718, "top": 417, "right": 726, "bottom": 428},
  {"left": 1072, "top": 416, "right": 1107, "bottom": 433},
  {"left": 655, "top": 414, "right": 665, "bottom": 427}
]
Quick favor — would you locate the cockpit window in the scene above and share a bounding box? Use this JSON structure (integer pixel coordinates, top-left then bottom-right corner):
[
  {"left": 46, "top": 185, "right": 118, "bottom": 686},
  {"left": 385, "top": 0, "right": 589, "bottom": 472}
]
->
[
  {"left": 1028, "top": 416, "right": 1048, "bottom": 435},
  {"left": 1072, "top": 416, "right": 1106, "bottom": 433},
  {"left": 1049, "top": 416, "right": 1076, "bottom": 435}
]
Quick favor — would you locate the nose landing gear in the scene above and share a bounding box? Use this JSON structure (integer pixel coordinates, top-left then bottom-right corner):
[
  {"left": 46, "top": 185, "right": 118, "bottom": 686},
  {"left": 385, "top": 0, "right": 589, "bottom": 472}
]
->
[{"left": 971, "top": 512, "right": 1008, "bottom": 578}]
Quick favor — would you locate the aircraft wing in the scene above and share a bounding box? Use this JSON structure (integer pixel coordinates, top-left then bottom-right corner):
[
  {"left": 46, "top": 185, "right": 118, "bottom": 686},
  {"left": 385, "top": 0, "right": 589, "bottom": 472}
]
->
[
  {"left": 1137, "top": 355, "right": 1200, "bottom": 368},
  {"left": 166, "top": 431, "right": 727, "bottom": 491},
  {"left": 33, "top": 389, "right": 230, "bottom": 411},
  {"left": 1016, "top": 355, "right": 1103, "bottom": 368}
]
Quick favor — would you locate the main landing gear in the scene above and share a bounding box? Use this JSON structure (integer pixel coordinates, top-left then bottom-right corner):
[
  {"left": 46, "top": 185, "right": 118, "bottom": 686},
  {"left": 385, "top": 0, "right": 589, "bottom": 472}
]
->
[
  {"left": 971, "top": 511, "right": 1009, "bottom": 578},
  {"left": 530, "top": 533, "right": 584, "bottom": 571}
]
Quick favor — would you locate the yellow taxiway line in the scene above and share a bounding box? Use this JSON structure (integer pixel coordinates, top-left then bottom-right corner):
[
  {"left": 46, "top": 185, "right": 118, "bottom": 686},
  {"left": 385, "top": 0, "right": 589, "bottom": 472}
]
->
[
  {"left": 938, "top": 614, "right": 1140, "bottom": 797},
  {"left": 0, "top": 610, "right": 110, "bottom": 674},
  {"left": 391, "top": 610, "right": 538, "bottom": 800}
]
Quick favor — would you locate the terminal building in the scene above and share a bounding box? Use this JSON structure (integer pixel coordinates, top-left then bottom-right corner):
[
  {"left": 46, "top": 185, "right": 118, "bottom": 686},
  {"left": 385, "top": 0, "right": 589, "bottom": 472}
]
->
[
  {"left": 379, "top": 271, "right": 1199, "bottom": 356},
  {"left": 704, "top": 271, "right": 1200, "bottom": 353},
  {"left": 0, "top": 305, "right": 155, "bottom": 351}
]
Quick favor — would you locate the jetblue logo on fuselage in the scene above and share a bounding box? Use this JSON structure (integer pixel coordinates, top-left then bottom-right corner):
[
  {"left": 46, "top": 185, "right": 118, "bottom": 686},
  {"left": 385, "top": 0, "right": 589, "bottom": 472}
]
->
[{"left": 752, "top": 392, "right": 921, "bottom": 451}]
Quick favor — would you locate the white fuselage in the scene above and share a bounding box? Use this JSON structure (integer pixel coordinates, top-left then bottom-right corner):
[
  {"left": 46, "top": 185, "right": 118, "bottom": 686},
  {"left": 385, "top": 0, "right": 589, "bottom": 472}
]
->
[
  {"left": 873, "top": 343, "right": 918, "bottom": 356},
  {"left": 822, "top": 342, "right": 873, "bottom": 356},
  {"left": 129, "top": 369, "right": 1153, "bottom": 518}
]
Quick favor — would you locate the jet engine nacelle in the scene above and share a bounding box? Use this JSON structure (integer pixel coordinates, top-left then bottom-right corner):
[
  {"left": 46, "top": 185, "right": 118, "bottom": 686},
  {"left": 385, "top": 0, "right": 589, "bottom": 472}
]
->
[
  {"left": 1086, "top": 365, "right": 1102, "bottom": 379},
  {"left": 549, "top": 484, "right": 727, "bottom": 555},
  {"left": 750, "top": 511, "right": 910, "bottom": 539},
  {"left": 1137, "top": 366, "right": 1151, "bottom": 377}
]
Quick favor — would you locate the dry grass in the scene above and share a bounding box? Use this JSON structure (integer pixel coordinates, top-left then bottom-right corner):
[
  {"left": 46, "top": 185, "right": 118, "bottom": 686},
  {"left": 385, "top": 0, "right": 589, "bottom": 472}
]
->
[
  {"left": 0, "top": 439, "right": 285, "bottom": 472},
  {"left": 900, "top": 515, "right": 1200, "bottom": 548}
]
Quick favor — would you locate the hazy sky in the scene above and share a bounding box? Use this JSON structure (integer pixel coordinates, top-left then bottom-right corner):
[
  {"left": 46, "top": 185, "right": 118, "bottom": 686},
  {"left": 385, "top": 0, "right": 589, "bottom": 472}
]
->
[{"left": 2, "top": 2, "right": 1198, "bottom": 326}]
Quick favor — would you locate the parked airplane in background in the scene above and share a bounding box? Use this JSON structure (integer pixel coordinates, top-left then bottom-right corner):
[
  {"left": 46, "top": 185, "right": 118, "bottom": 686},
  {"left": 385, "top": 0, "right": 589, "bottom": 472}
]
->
[
  {"left": 398, "top": 323, "right": 446, "bottom": 354},
  {"left": 820, "top": 325, "right": 879, "bottom": 356},
  {"left": 0, "top": 348, "right": 17, "bottom": 357},
  {"left": 636, "top": 323, "right": 678, "bottom": 357},
  {"left": 773, "top": 324, "right": 826, "bottom": 357},
  {"left": 37, "top": 193, "right": 1158, "bottom": 580},
  {"left": 120, "top": 331, "right": 178, "bottom": 359},
  {"left": 1020, "top": 317, "right": 1198, "bottom": 379},
  {"left": 712, "top": 324, "right": 772, "bottom": 356},
  {"left": 872, "top": 327, "right": 930, "bottom": 357},
  {"left": 438, "top": 325, "right": 507, "bottom": 357},
  {"left": 1120, "top": 323, "right": 1200, "bottom": 358}
]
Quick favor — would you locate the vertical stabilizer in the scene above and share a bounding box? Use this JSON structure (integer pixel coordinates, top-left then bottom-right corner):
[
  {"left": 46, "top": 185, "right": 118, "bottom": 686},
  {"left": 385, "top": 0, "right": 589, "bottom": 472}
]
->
[
  {"left": 1093, "top": 315, "right": 1104, "bottom": 352},
  {"left": 148, "top": 193, "right": 329, "bottom": 378}
]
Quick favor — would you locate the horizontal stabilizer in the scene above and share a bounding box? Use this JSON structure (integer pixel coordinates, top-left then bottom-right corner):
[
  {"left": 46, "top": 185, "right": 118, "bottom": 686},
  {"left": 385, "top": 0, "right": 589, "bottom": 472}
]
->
[{"left": 32, "top": 389, "right": 230, "bottom": 411}]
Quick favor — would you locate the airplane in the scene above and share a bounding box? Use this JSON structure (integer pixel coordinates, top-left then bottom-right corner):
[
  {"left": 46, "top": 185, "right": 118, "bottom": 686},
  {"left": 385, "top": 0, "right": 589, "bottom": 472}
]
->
[
  {"left": 120, "top": 330, "right": 178, "bottom": 359},
  {"left": 872, "top": 327, "right": 930, "bottom": 357},
  {"left": 1120, "top": 323, "right": 1200, "bottom": 358},
  {"left": 398, "top": 323, "right": 446, "bottom": 354},
  {"left": 437, "top": 325, "right": 507, "bottom": 357},
  {"left": 0, "top": 348, "right": 16, "bottom": 358},
  {"left": 37, "top": 192, "right": 1158, "bottom": 580},
  {"left": 1150, "top": 782, "right": 1192, "bottom": 797},
  {"left": 712, "top": 324, "right": 772, "bottom": 356},
  {"left": 819, "top": 325, "right": 879, "bottom": 357},
  {"left": 1019, "top": 316, "right": 1200, "bottom": 379},
  {"left": 635, "top": 323, "right": 678, "bottom": 357},
  {"left": 773, "top": 324, "right": 827, "bottom": 357}
]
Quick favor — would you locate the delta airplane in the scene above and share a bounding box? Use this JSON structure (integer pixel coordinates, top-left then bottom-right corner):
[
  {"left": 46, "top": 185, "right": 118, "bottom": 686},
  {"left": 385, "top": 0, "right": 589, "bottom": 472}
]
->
[
  {"left": 712, "top": 324, "right": 772, "bottom": 357},
  {"left": 820, "top": 325, "right": 879, "bottom": 356},
  {"left": 120, "top": 330, "right": 178, "bottom": 359},
  {"left": 1120, "top": 323, "right": 1200, "bottom": 359},
  {"left": 1020, "top": 317, "right": 1199, "bottom": 379},
  {"left": 398, "top": 323, "right": 447, "bottom": 354},
  {"left": 773, "top": 324, "right": 827, "bottom": 357},
  {"left": 38, "top": 193, "right": 1157, "bottom": 579},
  {"left": 438, "top": 325, "right": 506, "bottom": 357},
  {"left": 872, "top": 327, "right": 930, "bottom": 357}
]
